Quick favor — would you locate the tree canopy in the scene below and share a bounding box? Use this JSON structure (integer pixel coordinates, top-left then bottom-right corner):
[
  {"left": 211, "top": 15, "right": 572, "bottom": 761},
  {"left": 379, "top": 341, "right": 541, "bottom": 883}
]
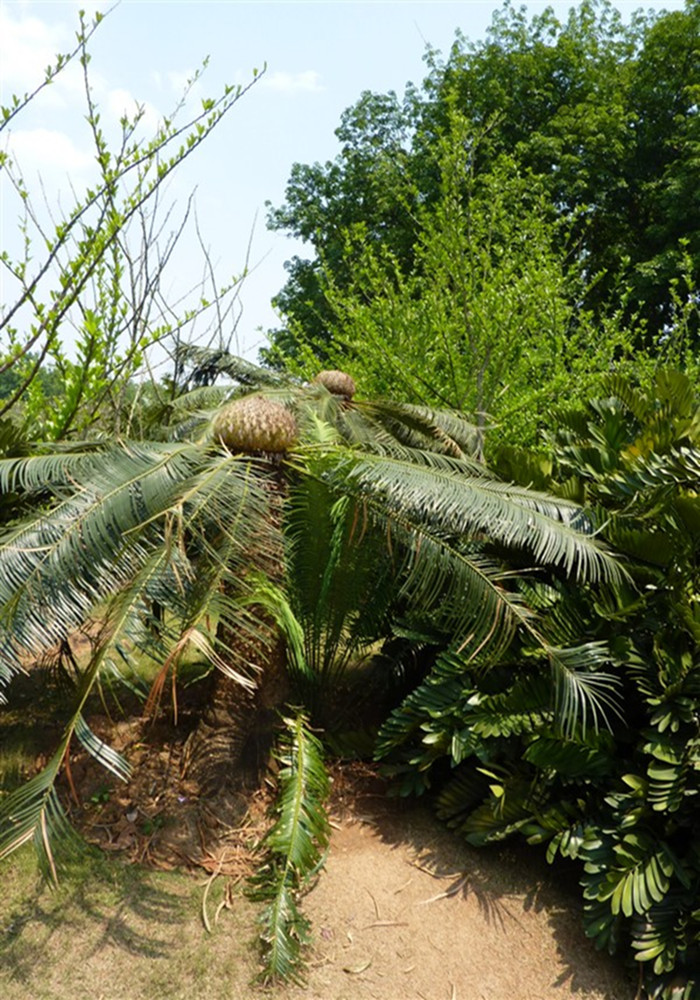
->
[{"left": 267, "top": 0, "right": 700, "bottom": 360}]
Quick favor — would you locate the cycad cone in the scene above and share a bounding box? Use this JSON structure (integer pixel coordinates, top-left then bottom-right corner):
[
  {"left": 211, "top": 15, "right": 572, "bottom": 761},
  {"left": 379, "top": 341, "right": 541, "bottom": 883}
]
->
[
  {"left": 213, "top": 395, "right": 298, "bottom": 454},
  {"left": 314, "top": 369, "right": 356, "bottom": 399}
]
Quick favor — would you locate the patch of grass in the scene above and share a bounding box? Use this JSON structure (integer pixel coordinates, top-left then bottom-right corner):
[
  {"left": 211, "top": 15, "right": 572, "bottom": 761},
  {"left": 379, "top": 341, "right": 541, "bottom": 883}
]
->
[{"left": 0, "top": 846, "right": 280, "bottom": 1000}]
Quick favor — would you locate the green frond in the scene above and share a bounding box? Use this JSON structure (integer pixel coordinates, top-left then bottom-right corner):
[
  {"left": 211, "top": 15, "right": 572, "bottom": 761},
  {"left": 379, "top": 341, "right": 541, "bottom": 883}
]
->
[
  {"left": 0, "top": 448, "right": 109, "bottom": 493},
  {"left": 74, "top": 713, "right": 131, "bottom": 782},
  {"left": 0, "top": 444, "right": 198, "bottom": 677},
  {"left": 548, "top": 642, "right": 624, "bottom": 737},
  {"left": 596, "top": 833, "right": 676, "bottom": 919},
  {"left": 630, "top": 890, "right": 694, "bottom": 975},
  {"left": 0, "top": 755, "right": 85, "bottom": 881},
  {"left": 467, "top": 674, "right": 551, "bottom": 738},
  {"left": 375, "top": 670, "right": 466, "bottom": 764},
  {"left": 249, "top": 713, "right": 330, "bottom": 985},
  {"left": 0, "top": 444, "right": 273, "bottom": 696},
  {"left": 242, "top": 576, "right": 313, "bottom": 688},
  {"left": 355, "top": 400, "right": 483, "bottom": 459},
  {"left": 388, "top": 523, "right": 534, "bottom": 662},
  {"left": 523, "top": 731, "right": 615, "bottom": 779},
  {"left": 176, "top": 346, "right": 289, "bottom": 390},
  {"left": 331, "top": 449, "right": 622, "bottom": 585},
  {"left": 435, "top": 766, "right": 493, "bottom": 827},
  {"left": 264, "top": 715, "right": 330, "bottom": 871},
  {"left": 256, "top": 882, "right": 310, "bottom": 985},
  {"left": 462, "top": 767, "right": 542, "bottom": 845},
  {"left": 284, "top": 470, "right": 395, "bottom": 702}
]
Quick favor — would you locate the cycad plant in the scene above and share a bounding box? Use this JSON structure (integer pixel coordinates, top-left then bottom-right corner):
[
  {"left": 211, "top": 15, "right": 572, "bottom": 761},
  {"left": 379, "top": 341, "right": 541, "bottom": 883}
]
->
[
  {"left": 546, "top": 371, "right": 700, "bottom": 1000},
  {"left": 0, "top": 356, "right": 620, "bottom": 979}
]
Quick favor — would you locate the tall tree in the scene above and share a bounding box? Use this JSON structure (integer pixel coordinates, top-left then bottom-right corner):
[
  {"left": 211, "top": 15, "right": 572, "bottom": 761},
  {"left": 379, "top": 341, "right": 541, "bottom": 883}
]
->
[
  {"left": 267, "top": 0, "right": 700, "bottom": 360},
  {"left": 282, "top": 112, "right": 636, "bottom": 448}
]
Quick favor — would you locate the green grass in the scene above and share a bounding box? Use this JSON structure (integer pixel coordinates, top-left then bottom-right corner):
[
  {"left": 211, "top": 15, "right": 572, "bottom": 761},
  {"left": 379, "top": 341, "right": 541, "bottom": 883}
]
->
[{"left": 0, "top": 846, "right": 274, "bottom": 1000}]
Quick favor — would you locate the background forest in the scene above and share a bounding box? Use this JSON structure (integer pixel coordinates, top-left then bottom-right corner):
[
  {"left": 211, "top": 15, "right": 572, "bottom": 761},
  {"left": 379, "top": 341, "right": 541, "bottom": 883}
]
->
[{"left": 1, "top": 2, "right": 700, "bottom": 998}]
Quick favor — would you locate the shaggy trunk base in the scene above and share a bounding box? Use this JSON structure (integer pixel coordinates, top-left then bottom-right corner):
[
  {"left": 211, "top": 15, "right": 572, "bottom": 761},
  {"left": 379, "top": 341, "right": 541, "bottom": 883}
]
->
[
  {"left": 179, "top": 464, "right": 290, "bottom": 834},
  {"left": 181, "top": 631, "right": 289, "bottom": 799}
]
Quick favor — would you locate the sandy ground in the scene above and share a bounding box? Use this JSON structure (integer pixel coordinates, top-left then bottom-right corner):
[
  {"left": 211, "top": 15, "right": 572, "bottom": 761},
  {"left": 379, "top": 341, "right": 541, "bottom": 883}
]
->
[
  {"left": 294, "top": 800, "right": 635, "bottom": 1000},
  {"left": 1, "top": 795, "right": 636, "bottom": 1000}
]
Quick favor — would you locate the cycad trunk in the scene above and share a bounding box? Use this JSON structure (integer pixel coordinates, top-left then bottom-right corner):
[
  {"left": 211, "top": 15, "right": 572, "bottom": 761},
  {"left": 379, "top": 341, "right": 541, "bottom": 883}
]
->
[
  {"left": 182, "top": 625, "right": 289, "bottom": 797},
  {"left": 182, "top": 467, "right": 289, "bottom": 799}
]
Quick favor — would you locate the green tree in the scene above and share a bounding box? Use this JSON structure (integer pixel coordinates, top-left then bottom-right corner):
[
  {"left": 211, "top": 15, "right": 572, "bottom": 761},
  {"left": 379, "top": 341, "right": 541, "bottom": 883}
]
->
[
  {"left": 267, "top": 0, "right": 700, "bottom": 359},
  {"left": 278, "top": 111, "right": 636, "bottom": 449},
  {"left": 266, "top": 89, "right": 420, "bottom": 356}
]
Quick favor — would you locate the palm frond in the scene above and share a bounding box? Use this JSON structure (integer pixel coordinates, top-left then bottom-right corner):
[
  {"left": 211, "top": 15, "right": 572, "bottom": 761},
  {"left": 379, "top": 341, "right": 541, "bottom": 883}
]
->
[
  {"left": 74, "top": 713, "right": 131, "bottom": 781},
  {"left": 355, "top": 400, "right": 483, "bottom": 459},
  {"left": 241, "top": 576, "right": 313, "bottom": 688},
  {"left": 0, "top": 548, "right": 171, "bottom": 874},
  {"left": 249, "top": 712, "right": 330, "bottom": 984},
  {"left": 0, "top": 448, "right": 108, "bottom": 493},
  {"left": 284, "top": 469, "right": 395, "bottom": 702},
  {"left": 0, "top": 751, "right": 85, "bottom": 880},
  {"left": 548, "top": 642, "right": 624, "bottom": 737},
  {"left": 0, "top": 444, "right": 273, "bottom": 697},
  {"left": 176, "top": 346, "right": 289, "bottom": 389},
  {"left": 330, "top": 449, "right": 623, "bottom": 584}
]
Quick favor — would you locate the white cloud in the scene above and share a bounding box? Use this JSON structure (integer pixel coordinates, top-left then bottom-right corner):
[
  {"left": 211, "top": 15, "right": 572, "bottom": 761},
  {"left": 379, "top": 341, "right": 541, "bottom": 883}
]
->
[
  {"left": 260, "top": 70, "right": 323, "bottom": 94},
  {"left": 6, "top": 128, "right": 94, "bottom": 173},
  {"left": 0, "top": 6, "right": 91, "bottom": 110},
  {"left": 106, "top": 88, "right": 161, "bottom": 133},
  {"left": 0, "top": 8, "right": 68, "bottom": 91}
]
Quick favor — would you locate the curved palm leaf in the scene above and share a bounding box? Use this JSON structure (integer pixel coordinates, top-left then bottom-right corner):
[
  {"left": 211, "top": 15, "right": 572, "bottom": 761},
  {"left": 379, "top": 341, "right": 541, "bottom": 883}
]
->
[
  {"left": 249, "top": 712, "right": 330, "bottom": 984},
  {"left": 0, "top": 443, "right": 272, "bottom": 696}
]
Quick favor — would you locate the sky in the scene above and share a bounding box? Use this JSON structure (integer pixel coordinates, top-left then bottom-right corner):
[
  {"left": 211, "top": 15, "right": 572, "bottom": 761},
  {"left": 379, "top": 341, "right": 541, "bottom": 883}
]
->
[{"left": 0, "top": 0, "right": 687, "bottom": 363}]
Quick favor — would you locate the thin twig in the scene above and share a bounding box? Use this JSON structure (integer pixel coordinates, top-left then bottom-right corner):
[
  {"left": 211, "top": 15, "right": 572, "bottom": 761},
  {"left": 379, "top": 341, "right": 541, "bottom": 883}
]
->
[
  {"left": 366, "top": 887, "right": 381, "bottom": 919},
  {"left": 418, "top": 875, "right": 469, "bottom": 905}
]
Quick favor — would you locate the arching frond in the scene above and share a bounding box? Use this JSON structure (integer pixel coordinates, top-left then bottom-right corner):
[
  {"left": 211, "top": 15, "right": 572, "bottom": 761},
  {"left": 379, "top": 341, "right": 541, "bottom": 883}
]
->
[
  {"left": 329, "top": 449, "right": 622, "bottom": 584},
  {"left": 548, "top": 642, "right": 624, "bottom": 737},
  {"left": 0, "top": 443, "right": 272, "bottom": 695}
]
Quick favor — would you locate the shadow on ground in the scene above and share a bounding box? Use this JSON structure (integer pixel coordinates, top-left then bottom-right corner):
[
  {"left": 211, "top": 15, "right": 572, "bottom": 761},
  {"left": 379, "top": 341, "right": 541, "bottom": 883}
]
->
[{"left": 295, "top": 776, "right": 634, "bottom": 1000}]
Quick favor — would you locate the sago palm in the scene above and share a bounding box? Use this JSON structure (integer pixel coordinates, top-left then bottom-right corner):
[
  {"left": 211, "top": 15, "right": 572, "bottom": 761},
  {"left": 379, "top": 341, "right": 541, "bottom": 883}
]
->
[{"left": 0, "top": 357, "right": 621, "bottom": 890}]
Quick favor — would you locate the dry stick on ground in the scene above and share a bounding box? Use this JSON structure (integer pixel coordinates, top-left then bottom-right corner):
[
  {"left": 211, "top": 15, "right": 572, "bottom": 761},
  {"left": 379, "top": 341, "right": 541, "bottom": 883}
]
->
[
  {"left": 361, "top": 920, "right": 408, "bottom": 929},
  {"left": 202, "top": 851, "right": 227, "bottom": 931},
  {"left": 418, "top": 874, "right": 469, "bottom": 905},
  {"left": 366, "top": 887, "right": 381, "bottom": 919},
  {"left": 410, "top": 860, "right": 466, "bottom": 879}
]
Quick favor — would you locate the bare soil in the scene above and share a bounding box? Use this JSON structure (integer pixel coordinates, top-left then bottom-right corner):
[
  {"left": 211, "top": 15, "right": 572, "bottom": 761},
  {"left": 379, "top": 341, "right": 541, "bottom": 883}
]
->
[
  {"left": 0, "top": 792, "right": 636, "bottom": 1000},
  {"left": 295, "top": 794, "right": 635, "bottom": 1000}
]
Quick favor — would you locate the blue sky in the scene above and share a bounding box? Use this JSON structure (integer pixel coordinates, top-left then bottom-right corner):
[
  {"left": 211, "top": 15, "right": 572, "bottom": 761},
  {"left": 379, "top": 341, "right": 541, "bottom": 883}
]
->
[{"left": 0, "top": 0, "right": 686, "bottom": 362}]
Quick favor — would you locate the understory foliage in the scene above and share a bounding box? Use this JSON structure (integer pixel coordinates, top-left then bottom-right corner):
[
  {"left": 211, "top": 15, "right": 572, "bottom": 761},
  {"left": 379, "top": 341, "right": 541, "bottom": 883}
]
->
[{"left": 377, "top": 370, "right": 700, "bottom": 998}]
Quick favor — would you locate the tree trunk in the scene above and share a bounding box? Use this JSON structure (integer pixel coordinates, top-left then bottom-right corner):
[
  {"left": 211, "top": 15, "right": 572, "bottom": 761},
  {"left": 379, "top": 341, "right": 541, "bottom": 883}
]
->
[
  {"left": 181, "top": 625, "right": 289, "bottom": 798},
  {"left": 181, "top": 466, "right": 289, "bottom": 799}
]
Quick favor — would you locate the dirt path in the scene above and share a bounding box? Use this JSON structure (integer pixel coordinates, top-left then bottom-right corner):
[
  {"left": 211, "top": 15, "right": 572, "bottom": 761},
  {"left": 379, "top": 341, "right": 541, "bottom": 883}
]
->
[
  {"left": 294, "top": 800, "right": 634, "bottom": 1000},
  {"left": 1, "top": 676, "right": 635, "bottom": 999},
  {"left": 1, "top": 796, "right": 635, "bottom": 1000}
]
